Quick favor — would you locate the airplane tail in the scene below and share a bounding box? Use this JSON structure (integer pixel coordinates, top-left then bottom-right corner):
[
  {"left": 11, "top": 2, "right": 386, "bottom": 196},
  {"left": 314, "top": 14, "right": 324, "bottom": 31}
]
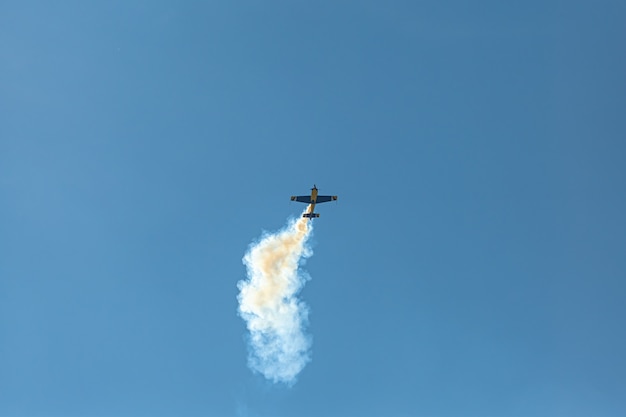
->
[{"left": 302, "top": 213, "right": 320, "bottom": 219}]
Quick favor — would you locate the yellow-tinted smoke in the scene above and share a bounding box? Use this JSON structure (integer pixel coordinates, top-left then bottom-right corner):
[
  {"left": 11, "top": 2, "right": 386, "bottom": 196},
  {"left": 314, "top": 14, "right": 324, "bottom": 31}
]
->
[{"left": 237, "top": 207, "right": 313, "bottom": 384}]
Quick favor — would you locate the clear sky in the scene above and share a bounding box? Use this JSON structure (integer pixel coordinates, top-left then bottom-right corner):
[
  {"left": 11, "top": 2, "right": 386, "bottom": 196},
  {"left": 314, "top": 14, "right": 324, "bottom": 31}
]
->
[{"left": 1, "top": 1, "right": 625, "bottom": 416}]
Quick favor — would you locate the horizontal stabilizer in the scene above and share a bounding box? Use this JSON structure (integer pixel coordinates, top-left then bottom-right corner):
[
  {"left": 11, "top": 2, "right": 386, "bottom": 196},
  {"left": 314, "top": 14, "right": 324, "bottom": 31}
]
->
[{"left": 302, "top": 213, "right": 320, "bottom": 218}]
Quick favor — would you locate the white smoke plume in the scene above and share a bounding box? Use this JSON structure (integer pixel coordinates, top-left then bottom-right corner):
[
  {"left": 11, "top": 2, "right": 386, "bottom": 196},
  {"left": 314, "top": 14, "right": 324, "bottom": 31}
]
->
[{"left": 237, "top": 209, "right": 314, "bottom": 384}]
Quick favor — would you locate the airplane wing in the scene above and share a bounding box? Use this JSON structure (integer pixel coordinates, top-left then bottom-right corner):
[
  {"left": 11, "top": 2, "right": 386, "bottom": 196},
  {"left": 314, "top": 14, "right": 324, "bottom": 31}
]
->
[
  {"left": 315, "top": 195, "right": 338, "bottom": 204},
  {"left": 291, "top": 196, "right": 311, "bottom": 203}
]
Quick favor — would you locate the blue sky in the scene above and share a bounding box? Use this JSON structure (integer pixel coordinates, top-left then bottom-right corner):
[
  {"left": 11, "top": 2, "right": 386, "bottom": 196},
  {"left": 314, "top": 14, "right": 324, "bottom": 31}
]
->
[{"left": 1, "top": 1, "right": 625, "bottom": 416}]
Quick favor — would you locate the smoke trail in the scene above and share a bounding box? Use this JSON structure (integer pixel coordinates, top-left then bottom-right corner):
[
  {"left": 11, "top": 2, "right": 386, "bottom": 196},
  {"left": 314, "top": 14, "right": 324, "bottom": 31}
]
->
[{"left": 237, "top": 209, "right": 314, "bottom": 384}]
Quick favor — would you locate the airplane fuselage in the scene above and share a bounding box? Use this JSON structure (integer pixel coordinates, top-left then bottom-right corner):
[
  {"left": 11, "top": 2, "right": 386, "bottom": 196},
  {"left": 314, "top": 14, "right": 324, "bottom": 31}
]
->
[{"left": 308, "top": 187, "right": 319, "bottom": 216}]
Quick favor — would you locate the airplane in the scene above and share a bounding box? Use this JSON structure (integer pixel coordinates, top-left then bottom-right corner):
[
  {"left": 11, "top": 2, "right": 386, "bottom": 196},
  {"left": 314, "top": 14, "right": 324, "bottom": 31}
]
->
[{"left": 291, "top": 185, "right": 337, "bottom": 219}]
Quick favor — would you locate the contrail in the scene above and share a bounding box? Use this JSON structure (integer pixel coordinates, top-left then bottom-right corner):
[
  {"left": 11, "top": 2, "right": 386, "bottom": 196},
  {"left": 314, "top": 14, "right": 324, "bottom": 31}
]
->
[{"left": 237, "top": 208, "right": 314, "bottom": 384}]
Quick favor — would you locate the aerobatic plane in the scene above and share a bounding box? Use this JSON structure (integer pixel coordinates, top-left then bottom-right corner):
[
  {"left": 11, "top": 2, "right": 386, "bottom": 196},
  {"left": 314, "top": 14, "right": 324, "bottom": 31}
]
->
[{"left": 290, "top": 185, "right": 338, "bottom": 219}]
